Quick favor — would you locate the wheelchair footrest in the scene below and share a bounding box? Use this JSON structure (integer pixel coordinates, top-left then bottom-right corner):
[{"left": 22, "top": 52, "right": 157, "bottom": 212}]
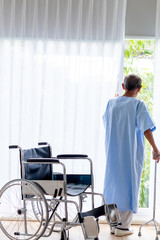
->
[
  {"left": 79, "top": 204, "right": 121, "bottom": 227},
  {"left": 83, "top": 216, "right": 99, "bottom": 240}
]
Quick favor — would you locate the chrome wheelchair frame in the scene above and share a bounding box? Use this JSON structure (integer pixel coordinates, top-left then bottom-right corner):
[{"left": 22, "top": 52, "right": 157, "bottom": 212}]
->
[{"left": 0, "top": 142, "right": 120, "bottom": 240}]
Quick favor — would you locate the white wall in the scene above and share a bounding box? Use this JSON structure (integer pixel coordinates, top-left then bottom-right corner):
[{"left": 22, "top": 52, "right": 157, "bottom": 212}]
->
[{"left": 125, "top": 0, "right": 157, "bottom": 38}]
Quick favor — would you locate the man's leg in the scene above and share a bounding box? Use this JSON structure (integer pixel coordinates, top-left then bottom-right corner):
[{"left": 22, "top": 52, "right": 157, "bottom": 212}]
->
[
  {"left": 118, "top": 211, "right": 133, "bottom": 229},
  {"left": 114, "top": 211, "right": 134, "bottom": 236}
]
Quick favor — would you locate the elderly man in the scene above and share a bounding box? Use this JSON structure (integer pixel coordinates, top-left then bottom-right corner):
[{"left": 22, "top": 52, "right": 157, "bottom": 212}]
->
[{"left": 103, "top": 74, "right": 160, "bottom": 237}]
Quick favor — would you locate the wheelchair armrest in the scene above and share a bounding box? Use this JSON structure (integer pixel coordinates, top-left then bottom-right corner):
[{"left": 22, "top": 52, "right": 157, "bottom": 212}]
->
[
  {"left": 57, "top": 154, "right": 88, "bottom": 159},
  {"left": 26, "top": 157, "right": 59, "bottom": 163},
  {"left": 56, "top": 155, "right": 93, "bottom": 183}
]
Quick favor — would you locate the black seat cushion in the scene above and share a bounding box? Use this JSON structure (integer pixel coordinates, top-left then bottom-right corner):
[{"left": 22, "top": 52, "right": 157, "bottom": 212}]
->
[{"left": 53, "top": 173, "right": 92, "bottom": 196}]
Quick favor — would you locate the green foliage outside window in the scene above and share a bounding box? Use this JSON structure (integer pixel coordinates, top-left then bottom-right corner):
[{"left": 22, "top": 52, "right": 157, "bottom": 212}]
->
[{"left": 124, "top": 39, "right": 155, "bottom": 208}]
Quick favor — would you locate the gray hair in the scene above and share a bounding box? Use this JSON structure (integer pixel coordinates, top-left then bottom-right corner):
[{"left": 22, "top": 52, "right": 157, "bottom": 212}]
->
[{"left": 124, "top": 74, "right": 142, "bottom": 90}]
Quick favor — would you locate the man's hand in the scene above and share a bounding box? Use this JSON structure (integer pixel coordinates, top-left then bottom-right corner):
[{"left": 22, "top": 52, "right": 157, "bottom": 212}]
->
[
  {"left": 152, "top": 150, "right": 160, "bottom": 163},
  {"left": 144, "top": 129, "right": 160, "bottom": 163}
]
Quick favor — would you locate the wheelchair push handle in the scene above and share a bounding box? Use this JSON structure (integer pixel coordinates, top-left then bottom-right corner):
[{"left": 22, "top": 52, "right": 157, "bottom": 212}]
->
[
  {"left": 38, "top": 142, "right": 48, "bottom": 146},
  {"left": 9, "top": 145, "right": 21, "bottom": 149}
]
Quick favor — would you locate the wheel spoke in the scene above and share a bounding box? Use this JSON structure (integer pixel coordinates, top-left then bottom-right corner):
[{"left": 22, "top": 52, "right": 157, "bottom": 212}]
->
[{"left": 0, "top": 179, "right": 48, "bottom": 240}]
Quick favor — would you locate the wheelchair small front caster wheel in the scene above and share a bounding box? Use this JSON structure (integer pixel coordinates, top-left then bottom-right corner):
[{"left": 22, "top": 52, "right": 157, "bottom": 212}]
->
[
  {"left": 60, "top": 229, "right": 69, "bottom": 240},
  {"left": 138, "top": 232, "right": 142, "bottom": 236}
]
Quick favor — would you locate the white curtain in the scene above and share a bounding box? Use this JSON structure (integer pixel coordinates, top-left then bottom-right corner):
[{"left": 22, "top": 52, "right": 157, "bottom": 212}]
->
[
  {"left": 0, "top": 0, "right": 127, "bottom": 195},
  {"left": 151, "top": 0, "right": 160, "bottom": 216}
]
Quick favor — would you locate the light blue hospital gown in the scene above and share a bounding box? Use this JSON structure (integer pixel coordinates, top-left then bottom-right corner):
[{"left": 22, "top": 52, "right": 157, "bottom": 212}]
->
[{"left": 103, "top": 96, "right": 156, "bottom": 213}]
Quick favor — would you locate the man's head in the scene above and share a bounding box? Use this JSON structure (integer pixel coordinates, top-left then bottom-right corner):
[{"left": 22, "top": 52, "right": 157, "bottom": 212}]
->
[{"left": 123, "top": 74, "right": 142, "bottom": 91}]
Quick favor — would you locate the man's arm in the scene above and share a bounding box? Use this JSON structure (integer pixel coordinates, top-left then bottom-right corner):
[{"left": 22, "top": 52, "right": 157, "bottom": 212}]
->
[{"left": 144, "top": 129, "right": 160, "bottom": 162}]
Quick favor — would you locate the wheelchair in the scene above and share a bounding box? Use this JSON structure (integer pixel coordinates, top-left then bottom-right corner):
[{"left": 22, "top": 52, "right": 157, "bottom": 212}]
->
[{"left": 0, "top": 142, "right": 121, "bottom": 240}]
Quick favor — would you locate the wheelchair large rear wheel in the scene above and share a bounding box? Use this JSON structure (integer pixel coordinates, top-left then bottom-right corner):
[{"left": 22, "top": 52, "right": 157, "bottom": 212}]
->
[{"left": 0, "top": 179, "right": 48, "bottom": 240}]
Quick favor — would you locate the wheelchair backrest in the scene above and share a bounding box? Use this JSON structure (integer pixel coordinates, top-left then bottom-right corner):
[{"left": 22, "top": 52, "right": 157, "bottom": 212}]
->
[{"left": 21, "top": 146, "right": 52, "bottom": 180}]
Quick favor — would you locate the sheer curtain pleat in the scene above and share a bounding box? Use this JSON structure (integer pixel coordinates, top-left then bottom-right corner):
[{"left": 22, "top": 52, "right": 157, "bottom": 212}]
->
[{"left": 0, "top": 0, "right": 127, "bottom": 193}]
